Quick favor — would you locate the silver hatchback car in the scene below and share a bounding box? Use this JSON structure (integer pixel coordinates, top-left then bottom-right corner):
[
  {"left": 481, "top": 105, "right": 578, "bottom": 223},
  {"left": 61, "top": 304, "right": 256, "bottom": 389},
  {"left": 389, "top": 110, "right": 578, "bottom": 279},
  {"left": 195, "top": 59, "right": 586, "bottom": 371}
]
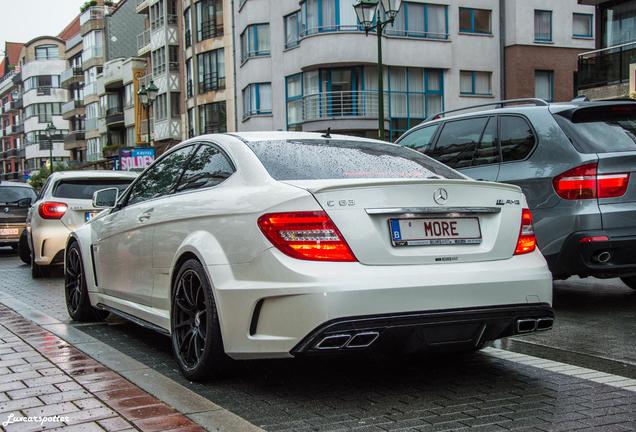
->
[{"left": 396, "top": 99, "right": 636, "bottom": 289}]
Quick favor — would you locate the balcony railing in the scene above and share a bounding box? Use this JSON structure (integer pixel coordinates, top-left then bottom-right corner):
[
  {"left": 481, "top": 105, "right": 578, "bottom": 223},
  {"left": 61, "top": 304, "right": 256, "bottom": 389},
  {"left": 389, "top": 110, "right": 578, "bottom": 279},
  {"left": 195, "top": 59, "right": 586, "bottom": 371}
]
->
[
  {"left": 298, "top": 91, "right": 389, "bottom": 124},
  {"left": 185, "top": 30, "right": 192, "bottom": 48},
  {"left": 199, "top": 73, "right": 225, "bottom": 94},
  {"left": 80, "top": 6, "right": 109, "bottom": 25},
  {"left": 62, "top": 99, "right": 84, "bottom": 115},
  {"left": 61, "top": 66, "right": 83, "bottom": 84},
  {"left": 106, "top": 108, "right": 124, "bottom": 126},
  {"left": 137, "top": 29, "right": 151, "bottom": 51},
  {"left": 187, "top": 80, "right": 193, "bottom": 98},
  {"left": 14, "top": 123, "right": 24, "bottom": 134},
  {"left": 64, "top": 130, "right": 86, "bottom": 146},
  {"left": 200, "top": 20, "right": 223, "bottom": 40},
  {"left": 578, "top": 41, "right": 636, "bottom": 90},
  {"left": 82, "top": 46, "right": 104, "bottom": 63}
]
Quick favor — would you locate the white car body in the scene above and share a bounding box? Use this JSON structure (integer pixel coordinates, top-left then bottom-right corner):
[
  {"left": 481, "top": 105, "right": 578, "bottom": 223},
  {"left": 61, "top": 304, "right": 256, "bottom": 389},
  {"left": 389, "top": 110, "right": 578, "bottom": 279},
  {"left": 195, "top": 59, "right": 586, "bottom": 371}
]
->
[
  {"left": 28, "top": 170, "right": 137, "bottom": 268},
  {"left": 68, "top": 132, "right": 553, "bottom": 360}
]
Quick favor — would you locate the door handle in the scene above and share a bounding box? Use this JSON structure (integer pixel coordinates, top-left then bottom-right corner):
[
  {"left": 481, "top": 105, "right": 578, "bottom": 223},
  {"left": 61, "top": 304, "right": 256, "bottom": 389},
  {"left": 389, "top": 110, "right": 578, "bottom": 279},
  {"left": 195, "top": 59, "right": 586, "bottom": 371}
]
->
[{"left": 138, "top": 209, "right": 154, "bottom": 222}]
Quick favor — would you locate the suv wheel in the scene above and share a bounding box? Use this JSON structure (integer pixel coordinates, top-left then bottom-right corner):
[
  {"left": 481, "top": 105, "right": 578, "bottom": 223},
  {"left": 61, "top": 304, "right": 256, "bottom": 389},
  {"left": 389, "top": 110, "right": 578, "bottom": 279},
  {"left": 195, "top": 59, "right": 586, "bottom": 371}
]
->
[
  {"left": 18, "top": 231, "right": 31, "bottom": 265},
  {"left": 620, "top": 277, "right": 636, "bottom": 291},
  {"left": 65, "top": 242, "right": 108, "bottom": 322},
  {"left": 171, "top": 259, "right": 233, "bottom": 381}
]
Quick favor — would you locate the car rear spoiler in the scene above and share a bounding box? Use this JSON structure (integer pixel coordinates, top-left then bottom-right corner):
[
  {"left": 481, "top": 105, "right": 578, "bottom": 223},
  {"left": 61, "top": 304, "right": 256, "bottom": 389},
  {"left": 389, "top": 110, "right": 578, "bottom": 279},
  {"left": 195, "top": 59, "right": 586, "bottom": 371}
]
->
[{"left": 555, "top": 102, "right": 636, "bottom": 123}]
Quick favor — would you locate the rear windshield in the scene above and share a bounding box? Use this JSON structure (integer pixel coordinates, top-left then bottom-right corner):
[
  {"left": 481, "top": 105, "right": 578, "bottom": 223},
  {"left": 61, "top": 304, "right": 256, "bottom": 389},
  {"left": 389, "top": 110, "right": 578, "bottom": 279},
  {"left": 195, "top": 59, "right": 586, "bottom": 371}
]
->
[
  {"left": 246, "top": 139, "right": 463, "bottom": 180},
  {"left": 555, "top": 115, "right": 636, "bottom": 154},
  {"left": 52, "top": 179, "right": 134, "bottom": 200},
  {"left": 0, "top": 186, "right": 37, "bottom": 204}
]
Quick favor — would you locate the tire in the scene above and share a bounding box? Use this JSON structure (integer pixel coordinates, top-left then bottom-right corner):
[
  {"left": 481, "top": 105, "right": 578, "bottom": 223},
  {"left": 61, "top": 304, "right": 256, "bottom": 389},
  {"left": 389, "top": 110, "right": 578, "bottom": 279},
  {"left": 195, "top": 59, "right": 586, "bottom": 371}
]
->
[
  {"left": 171, "top": 259, "right": 233, "bottom": 381},
  {"left": 621, "top": 277, "right": 636, "bottom": 290},
  {"left": 10, "top": 244, "right": 18, "bottom": 251},
  {"left": 18, "top": 231, "right": 31, "bottom": 265},
  {"left": 64, "top": 242, "right": 109, "bottom": 322}
]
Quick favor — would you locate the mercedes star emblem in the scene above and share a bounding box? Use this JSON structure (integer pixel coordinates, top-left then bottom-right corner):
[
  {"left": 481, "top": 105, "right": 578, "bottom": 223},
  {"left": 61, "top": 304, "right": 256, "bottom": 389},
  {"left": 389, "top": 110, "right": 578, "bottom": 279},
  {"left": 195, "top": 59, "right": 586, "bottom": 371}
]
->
[{"left": 433, "top": 188, "right": 448, "bottom": 205}]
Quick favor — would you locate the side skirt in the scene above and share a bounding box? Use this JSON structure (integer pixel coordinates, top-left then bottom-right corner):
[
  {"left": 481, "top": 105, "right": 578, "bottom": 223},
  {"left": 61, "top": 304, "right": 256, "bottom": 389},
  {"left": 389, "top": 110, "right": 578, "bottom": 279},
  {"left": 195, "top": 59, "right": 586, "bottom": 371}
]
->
[{"left": 96, "top": 303, "right": 171, "bottom": 336}]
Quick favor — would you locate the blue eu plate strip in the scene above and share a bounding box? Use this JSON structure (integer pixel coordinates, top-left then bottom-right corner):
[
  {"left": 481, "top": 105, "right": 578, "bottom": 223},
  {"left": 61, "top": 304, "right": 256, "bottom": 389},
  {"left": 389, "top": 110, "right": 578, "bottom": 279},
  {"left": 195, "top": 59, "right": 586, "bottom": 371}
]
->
[{"left": 390, "top": 219, "right": 402, "bottom": 241}]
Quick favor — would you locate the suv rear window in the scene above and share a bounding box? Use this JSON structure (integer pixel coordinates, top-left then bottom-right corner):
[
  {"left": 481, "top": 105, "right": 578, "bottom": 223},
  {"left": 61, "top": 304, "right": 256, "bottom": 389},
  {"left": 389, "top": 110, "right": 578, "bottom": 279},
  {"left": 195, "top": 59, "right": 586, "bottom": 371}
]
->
[
  {"left": 53, "top": 179, "right": 133, "bottom": 200},
  {"left": 555, "top": 115, "right": 636, "bottom": 154},
  {"left": 246, "top": 139, "right": 463, "bottom": 180},
  {"left": 0, "top": 186, "right": 37, "bottom": 204}
]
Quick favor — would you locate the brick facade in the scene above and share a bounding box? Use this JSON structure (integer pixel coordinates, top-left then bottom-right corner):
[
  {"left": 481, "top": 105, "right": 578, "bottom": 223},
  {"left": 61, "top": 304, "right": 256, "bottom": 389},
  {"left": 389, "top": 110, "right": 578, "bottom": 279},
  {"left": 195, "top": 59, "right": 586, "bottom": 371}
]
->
[{"left": 505, "top": 45, "right": 588, "bottom": 102}]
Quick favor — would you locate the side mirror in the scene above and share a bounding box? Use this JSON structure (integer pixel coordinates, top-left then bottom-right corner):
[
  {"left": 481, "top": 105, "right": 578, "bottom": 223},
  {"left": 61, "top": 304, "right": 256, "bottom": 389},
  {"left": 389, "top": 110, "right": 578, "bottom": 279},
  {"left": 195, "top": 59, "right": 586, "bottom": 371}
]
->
[
  {"left": 92, "top": 188, "right": 119, "bottom": 209},
  {"left": 17, "top": 197, "right": 32, "bottom": 208}
]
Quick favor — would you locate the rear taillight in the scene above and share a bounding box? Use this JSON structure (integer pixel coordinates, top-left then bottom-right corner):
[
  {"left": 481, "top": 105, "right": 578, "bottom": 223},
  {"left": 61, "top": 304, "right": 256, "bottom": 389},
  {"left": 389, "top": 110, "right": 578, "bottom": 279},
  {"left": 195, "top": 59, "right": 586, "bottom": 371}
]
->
[
  {"left": 553, "top": 163, "right": 630, "bottom": 200},
  {"left": 514, "top": 208, "right": 536, "bottom": 256},
  {"left": 257, "top": 211, "right": 357, "bottom": 262},
  {"left": 38, "top": 202, "right": 68, "bottom": 220}
]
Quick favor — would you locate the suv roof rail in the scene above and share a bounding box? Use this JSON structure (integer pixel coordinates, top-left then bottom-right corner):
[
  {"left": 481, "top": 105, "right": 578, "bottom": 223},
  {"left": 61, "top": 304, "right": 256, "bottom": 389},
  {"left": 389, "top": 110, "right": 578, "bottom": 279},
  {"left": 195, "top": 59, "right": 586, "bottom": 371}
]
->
[{"left": 424, "top": 98, "right": 550, "bottom": 122}]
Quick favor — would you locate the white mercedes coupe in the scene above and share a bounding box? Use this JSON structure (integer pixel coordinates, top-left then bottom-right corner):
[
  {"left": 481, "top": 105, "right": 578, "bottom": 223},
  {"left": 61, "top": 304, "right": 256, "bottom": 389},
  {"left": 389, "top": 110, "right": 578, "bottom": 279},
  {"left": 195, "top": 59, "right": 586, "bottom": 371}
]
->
[{"left": 65, "top": 132, "right": 553, "bottom": 380}]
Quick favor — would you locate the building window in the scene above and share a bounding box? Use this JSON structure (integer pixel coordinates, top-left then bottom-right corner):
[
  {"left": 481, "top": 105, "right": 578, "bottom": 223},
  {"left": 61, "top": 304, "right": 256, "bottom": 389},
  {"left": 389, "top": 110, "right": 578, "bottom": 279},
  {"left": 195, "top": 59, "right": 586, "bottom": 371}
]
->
[
  {"left": 186, "top": 58, "right": 193, "bottom": 98},
  {"left": 184, "top": 7, "right": 192, "bottom": 48},
  {"left": 154, "top": 94, "right": 167, "bottom": 120},
  {"left": 35, "top": 45, "right": 59, "bottom": 60},
  {"left": 198, "top": 49, "right": 225, "bottom": 93},
  {"left": 124, "top": 84, "right": 134, "bottom": 108},
  {"left": 152, "top": 47, "right": 166, "bottom": 75},
  {"left": 573, "top": 13, "right": 593, "bottom": 38},
  {"left": 285, "top": 11, "right": 301, "bottom": 49},
  {"left": 197, "top": 0, "right": 224, "bottom": 41},
  {"left": 187, "top": 108, "right": 195, "bottom": 137},
  {"left": 24, "top": 76, "right": 61, "bottom": 92},
  {"left": 286, "top": 74, "right": 303, "bottom": 129},
  {"left": 385, "top": 3, "right": 449, "bottom": 39},
  {"left": 199, "top": 102, "right": 227, "bottom": 134},
  {"left": 535, "top": 70, "right": 554, "bottom": 102},
  {"left": 459, "top": 8, "right": 491, "bottom": 34},
  {"left": 243, "top": 83, "right": 272, "bottom": 118},
  {"left": 240, "top": 24, "right": 270, "bottom": 62},
  {"left": 24, "top": 103, "right": 63, "bottom": 123},
  {"left": 460, "top": 71, "right": 492, "bottom": 96},
  {"left": 534, "top": 10, "right": 552, "bottom": 42}
]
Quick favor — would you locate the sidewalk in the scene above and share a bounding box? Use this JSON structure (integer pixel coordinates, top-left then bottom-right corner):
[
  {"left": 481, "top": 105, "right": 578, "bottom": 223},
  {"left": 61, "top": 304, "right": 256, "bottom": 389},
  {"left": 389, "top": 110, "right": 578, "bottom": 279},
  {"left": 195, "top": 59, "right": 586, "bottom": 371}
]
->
[{"left": 0, "top": 304, "right": 204, "bottom": 432}]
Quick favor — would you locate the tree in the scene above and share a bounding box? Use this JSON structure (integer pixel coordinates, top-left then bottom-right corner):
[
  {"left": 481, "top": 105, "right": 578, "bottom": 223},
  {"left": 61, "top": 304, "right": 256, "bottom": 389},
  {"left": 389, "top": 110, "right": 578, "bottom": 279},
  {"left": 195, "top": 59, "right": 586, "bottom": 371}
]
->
[{"left": 27, "top": 164, "right": 70, "bottom": 190}]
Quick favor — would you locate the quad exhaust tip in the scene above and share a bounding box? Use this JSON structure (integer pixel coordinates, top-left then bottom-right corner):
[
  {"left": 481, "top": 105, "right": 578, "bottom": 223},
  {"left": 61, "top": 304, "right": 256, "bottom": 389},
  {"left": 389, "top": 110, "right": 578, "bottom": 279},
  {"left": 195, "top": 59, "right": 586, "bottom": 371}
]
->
[
  {"left": 315, "top": 331, "right": 380, "bottom": 350},
  {"left": 516, "top": 317, "right": 553, "bottom": 334}
]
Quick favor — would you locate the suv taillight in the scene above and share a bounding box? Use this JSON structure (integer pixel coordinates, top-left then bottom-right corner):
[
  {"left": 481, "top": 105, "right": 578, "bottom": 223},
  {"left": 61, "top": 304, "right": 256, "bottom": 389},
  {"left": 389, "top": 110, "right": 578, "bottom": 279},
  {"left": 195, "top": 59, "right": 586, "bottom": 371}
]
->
[
  {"left": 514, "top": 208, "right": 536, "bottom": 256},
  {"left": 38, "top": 202, "right": 68, "bottom": 219},
  {"left": 257, "top": 211, "right": 357, "bottom": 262},
  {"left": 553, "top": 163, "right": 630, "bottom": 200}
]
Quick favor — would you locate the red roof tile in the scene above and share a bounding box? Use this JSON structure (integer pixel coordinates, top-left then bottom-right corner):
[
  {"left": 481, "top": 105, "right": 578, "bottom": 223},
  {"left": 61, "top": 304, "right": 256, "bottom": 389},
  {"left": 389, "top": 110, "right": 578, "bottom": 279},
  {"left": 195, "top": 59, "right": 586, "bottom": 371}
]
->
[{"left": 58, "top": 15, "right": 81, "bottom": 41}]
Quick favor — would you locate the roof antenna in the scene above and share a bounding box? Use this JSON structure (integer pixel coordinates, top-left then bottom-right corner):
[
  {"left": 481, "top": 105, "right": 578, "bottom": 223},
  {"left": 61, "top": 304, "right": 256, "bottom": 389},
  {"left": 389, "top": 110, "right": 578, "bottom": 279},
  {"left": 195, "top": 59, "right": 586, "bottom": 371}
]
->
[{"left": 321, "top": 128, "right": 332, "bottom": 139}]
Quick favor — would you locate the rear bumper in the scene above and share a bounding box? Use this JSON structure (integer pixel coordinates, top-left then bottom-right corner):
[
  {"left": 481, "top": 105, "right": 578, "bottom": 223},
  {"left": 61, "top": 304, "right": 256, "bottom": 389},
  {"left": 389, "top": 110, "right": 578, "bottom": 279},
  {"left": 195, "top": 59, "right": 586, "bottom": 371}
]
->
[
  {"left": 209, "top": 249, "right": 553, "bottom": 360},
  {"left": 31, "top": 223, "right": 72, "bottom": 266},
  {"left": 546, "top": 228, "right": 636, "bottom": 279},
  {"left": 0, "top": 223, "right": 26, "bottom": 246},
  {"left": 292, "top": 303, "right": 554, "bottom": 355}
]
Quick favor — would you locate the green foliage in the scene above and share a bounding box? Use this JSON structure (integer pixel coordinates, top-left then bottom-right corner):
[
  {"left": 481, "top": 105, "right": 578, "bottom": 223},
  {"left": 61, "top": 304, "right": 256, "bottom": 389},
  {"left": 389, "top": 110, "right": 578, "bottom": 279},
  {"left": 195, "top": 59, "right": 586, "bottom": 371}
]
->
[
  {"left": 27, "top": 164, "right": 71, "bottom": 190},
  {"left": 80, "top": 0, "right": 98, "bottom": 13}
]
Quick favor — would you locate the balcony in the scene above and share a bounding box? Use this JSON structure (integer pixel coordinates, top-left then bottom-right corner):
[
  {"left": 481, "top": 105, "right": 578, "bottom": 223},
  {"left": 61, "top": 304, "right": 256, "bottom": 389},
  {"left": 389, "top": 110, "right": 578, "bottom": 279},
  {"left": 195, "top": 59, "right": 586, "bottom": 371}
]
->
[
  {"left": 199, "top": 20, "right": 223, "bottom": 41},
  {"left": 66, "top": 33, "right": 82, "bottom": 51},
  {"left": 80, "top": 6, "right": 110, "bottom": 34},
  {"left": 84, "top": 82, "right": 98, "bottom": 98},
  {"left": 13, "top": 123, "right": 24, "bottom": 134},
  {"left": 198, "top": 73, "right": 225, "bottom": 94},
  {"left": 287, "top": 91, "right": 389, "bottom": 130},
  {"left": 64, "top": 130, "right": 86, "bottom": 150},
  {"left": 103, "top": 59, "right": 124, "bottom": 89},
  {"left": 82, "top": 46, "right": 104, "bottom": 67},
  {"left": 62, "top": 99, "right": 85, "bottom": 119},
  {"left": 137, "top": 29, "right": 151, "bottom": 55},
  {"left": 136, "top": 0, "right": 149, "bottom": 13},
  {"left": 61, "top": 67, "right": 84, "bottom": 88},
  {"left": 578, "top": 41, "right": 636, "bottom": 96},
  {"left": 106, "top": 108, "right": 125, "bottom": 127},
  {"left": 5, "top": 125, "right": 12, "bottom": 135}
]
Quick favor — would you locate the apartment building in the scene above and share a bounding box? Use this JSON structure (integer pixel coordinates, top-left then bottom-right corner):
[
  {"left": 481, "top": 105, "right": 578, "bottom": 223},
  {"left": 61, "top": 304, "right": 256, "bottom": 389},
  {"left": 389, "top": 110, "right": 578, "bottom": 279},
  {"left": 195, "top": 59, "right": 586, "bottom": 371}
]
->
[
  {"left": 233, "top": 0, "right": 595, "bottom": 141},
  {"left": 505, "top": 0, "right": 595, "bottom": 102},
  {"left": 0, "top": 42, "right": 24, "bottom": 181},
  {"left": 16, "top": 36, "right": 71, "bottom": 174},
  {"left": 136, "top": 0, "right": 184, "bottom": 154},
  {"left": 576, "top": 0, "right": 636, "bottom": 99}
]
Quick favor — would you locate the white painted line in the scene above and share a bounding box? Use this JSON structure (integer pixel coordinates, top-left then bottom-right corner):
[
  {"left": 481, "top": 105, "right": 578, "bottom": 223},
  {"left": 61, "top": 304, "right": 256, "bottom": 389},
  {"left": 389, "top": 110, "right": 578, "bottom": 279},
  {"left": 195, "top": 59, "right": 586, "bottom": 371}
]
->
[{"left": 483, "top": 347, "right": 636, "bottom": 393}]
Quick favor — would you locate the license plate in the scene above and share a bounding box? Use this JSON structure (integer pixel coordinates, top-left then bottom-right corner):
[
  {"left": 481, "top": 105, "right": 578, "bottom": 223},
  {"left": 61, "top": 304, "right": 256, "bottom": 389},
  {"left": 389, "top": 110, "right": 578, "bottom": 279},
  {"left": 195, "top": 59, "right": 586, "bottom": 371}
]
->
[
  {"left": 0, "top": 228, "right": 19, "bottom": 236},
  {"left": 85, "top": 212, "right": 98, "bottom": 222},
  {"left": 389, "top": 217, "right": 482, "bottom": 246}
]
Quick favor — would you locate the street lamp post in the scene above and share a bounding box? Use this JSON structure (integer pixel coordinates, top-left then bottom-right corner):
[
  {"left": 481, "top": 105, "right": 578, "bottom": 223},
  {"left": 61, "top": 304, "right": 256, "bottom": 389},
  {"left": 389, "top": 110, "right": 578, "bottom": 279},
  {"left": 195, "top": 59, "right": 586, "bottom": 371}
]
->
[
  {"left": 137, "top": 80, "right": 159, "bottom": 146},
  {"left": 354, "top": 0, "right": 402, "bottom": 141},
  {"left": 44, "top": 122, "right": 57, "bottom": 174}
]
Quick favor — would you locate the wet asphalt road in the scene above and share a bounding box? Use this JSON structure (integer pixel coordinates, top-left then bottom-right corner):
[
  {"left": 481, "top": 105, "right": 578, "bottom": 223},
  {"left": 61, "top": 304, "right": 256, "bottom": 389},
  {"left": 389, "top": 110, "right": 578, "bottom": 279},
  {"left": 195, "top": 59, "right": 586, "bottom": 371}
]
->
[{"left": 1, "top": 247, "right": 635, "bottom": 431}]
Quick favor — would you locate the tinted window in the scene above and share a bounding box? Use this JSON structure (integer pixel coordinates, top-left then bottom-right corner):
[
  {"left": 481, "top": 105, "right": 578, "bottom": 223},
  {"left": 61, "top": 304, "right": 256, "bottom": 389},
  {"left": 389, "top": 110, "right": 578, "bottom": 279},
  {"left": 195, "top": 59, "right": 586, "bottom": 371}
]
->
[
  {"left": 431, "top": 117, "right": 489, "bottom": 168},
  {"left": 555, "top": 115, "right": 636, "bottom": 154},
  {"left": 246, "top": 139, "right": 463, "bottom": 180},
  {"left": 176, "top": 144, "right": 234, "bottom": 192},
  {"left": 0, "top": 187, "right": 37, "bottom": 204},
  {"left": 500, "top": 116, "right": 535, "bottom": 162},
  {"left": 473, "top": 117, "right": 499, "bottom": 166},
  {"left": 52, "top": 179, "right": 133, "bottom": 200},
  {"left": 127, "top": 146, "right": 194, "bottom": 206},
  {"left": 398, "top": 124, "right": 439, "bottom": 153}
]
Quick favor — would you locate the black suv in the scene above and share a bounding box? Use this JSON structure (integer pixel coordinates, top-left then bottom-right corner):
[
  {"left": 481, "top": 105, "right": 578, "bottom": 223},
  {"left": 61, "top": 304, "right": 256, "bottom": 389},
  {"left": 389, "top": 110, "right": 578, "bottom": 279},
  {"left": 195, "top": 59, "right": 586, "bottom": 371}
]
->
[{"left": 0, "top": 181, "right": 36, "bottom": 251}]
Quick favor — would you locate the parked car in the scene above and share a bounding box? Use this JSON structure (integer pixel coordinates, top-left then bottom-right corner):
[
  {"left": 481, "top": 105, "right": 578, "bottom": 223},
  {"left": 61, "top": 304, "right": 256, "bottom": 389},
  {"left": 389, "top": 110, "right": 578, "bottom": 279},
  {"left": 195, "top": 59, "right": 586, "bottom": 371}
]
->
[
  {"left": 0, "top": 181, "right": 37, "bottom": 253},
  {"left": 396, "top": 99, "right": 636, "bottom": 289},
  {"left": 27, "top": 170, "right": 137, "bottom": 278},
  {"left": 64, "top": 132, "right": 553, "bottom": 380}
]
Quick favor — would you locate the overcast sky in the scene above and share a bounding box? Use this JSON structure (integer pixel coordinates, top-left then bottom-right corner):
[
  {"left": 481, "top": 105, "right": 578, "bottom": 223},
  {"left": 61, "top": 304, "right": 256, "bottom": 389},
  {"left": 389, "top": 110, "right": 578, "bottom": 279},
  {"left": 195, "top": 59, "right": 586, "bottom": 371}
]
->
[{"left": 1, "top": 0, "right": 87, "bottom": 61}]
